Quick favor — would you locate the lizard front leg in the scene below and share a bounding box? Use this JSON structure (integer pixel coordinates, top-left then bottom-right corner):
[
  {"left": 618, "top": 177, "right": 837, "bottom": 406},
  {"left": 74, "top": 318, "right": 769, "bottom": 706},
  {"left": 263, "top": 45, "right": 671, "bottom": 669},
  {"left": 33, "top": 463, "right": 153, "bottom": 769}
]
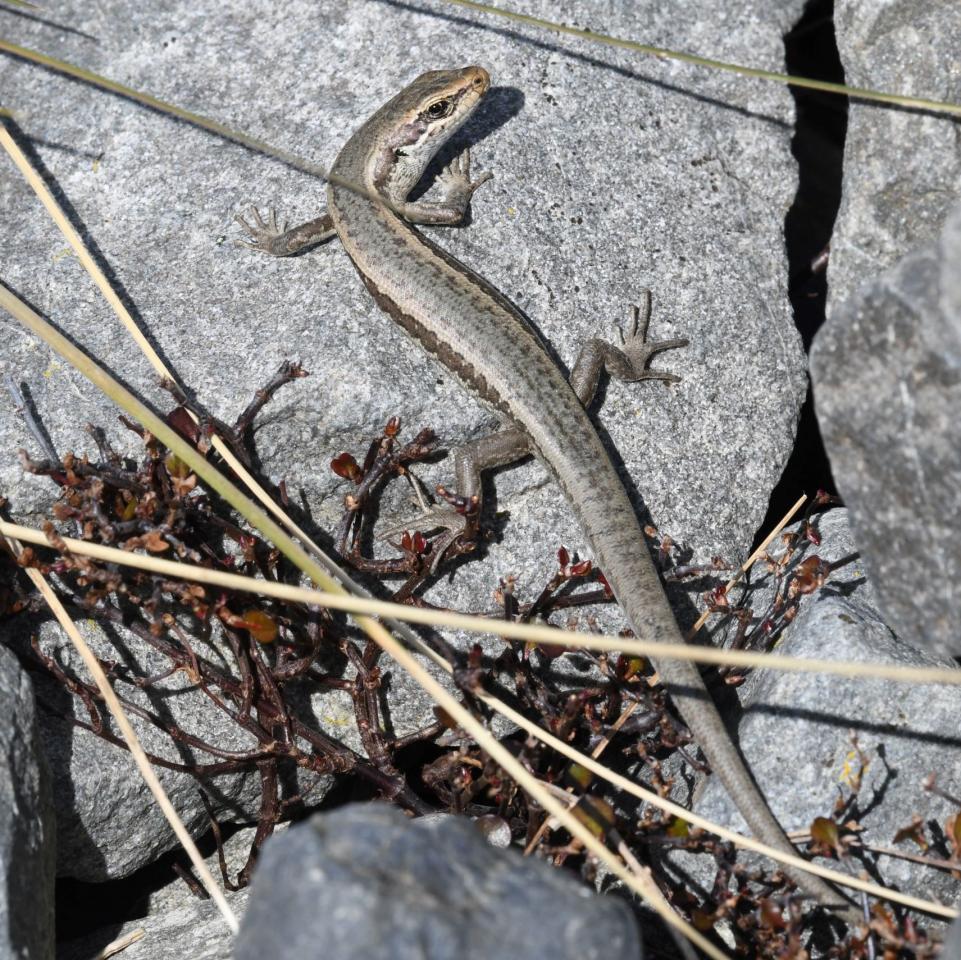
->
[
  {"left": 396, "top": 149, "right": 492, "bottom": 226},
  {"left": 235, "top": 207, "right": 336, "bottom": 257},
  {"left": 236, "top": 149, "right": 489, "bottom": 254},
  {"left": 570, "top": 290, "right": 688, "bottom": 405}
]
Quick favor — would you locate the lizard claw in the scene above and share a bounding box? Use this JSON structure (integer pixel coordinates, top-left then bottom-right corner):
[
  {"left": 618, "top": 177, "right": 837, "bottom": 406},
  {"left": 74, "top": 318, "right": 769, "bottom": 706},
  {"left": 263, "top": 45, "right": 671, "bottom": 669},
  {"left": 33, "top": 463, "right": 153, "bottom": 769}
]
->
[
  {"left": 617, "top": 290, "right": 688, "bottom": 383},
  {"left": 437, "top": 149, "right": 493, "bottom": 203},
  {"left": 234, "top": 205, "right": 289, "bottom": 255}
]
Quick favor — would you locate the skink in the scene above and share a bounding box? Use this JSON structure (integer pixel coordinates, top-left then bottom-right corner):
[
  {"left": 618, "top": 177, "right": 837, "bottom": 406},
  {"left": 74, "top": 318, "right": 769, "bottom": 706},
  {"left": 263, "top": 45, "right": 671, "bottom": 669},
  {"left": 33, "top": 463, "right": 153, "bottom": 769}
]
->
[{"left": 239, "top": 64, "right": 852, "bottom": 920}]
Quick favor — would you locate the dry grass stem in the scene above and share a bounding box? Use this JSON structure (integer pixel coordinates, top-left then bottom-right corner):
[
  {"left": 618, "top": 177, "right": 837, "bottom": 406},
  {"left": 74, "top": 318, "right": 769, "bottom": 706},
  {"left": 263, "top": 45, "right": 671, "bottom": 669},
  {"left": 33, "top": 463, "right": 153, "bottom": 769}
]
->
[
  {"left": 0, "top": 288, "right": 719, "bottom": 951},
  {"left": 2, "top": 519, "right": 956, "bottom": 918},
  {"left": 441, "top": 0, "right": 961, "bottom": 117},
  {"left": 4, "top": 521, "right": 957, "bottom": 689},
  {"left": 2, "top": 43, "right": 957, "bottom": 950},
  {"left": 684, "top": 493, "right": 805, "bottom": 641},
  {"left": 353, "top": 604, "right": 728, "bottom": 958},
  {"left": 0, "top": 121, "right": 403, "bottom": 645}
]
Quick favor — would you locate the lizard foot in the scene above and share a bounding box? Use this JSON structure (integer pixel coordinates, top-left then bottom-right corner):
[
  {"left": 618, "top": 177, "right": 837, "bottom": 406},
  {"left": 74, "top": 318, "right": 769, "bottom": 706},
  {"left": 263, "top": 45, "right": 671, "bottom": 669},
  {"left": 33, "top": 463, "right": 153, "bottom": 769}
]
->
[
  {"left": 435, "top": 149, "right": 493, "bottom": 211},
  {"left": 618, "top": 290, "right": 688, "bottom": 383},
  {"left": 234, "top": 206, "right": 290, "bottom": 256}
]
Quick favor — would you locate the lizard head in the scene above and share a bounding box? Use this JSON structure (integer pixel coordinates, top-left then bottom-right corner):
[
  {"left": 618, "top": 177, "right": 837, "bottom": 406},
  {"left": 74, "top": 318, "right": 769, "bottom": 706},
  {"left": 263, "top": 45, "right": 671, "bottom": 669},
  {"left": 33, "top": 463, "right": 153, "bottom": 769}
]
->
[{"left": 377, "top": 65, "right": 490, "bottom": 192}]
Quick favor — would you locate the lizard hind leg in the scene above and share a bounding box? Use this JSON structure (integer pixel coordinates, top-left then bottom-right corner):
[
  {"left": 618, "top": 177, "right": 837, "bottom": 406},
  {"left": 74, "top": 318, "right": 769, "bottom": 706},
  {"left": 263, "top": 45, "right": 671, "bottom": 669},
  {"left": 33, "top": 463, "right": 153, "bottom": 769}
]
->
[
  {"left": 379, "top": 426, "right": 531, "bottom": 570},
  {"left": 569, "top": 289, "right": 689, "bottom": 405},
  {"left": 619, "top": 292, "right": 689, "bottom": 383}
]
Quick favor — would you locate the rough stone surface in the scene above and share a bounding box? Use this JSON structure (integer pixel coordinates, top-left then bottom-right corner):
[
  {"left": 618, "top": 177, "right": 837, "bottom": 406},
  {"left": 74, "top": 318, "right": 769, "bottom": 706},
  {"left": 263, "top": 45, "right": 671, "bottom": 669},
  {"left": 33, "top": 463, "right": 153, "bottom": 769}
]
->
[
  {"left": 11, "top": 611, "right": 315, "bottom": 882},
  {"left": 1, "top": 0, "right": 804, "bottom": 628},
  {"left": 0, "top": 643, "right": 56, "bottom": 960},
  {"left": 1, "top": 0, "right": 805, "bottom": 886},
  {"left": 670, "top": 509, "right": 961, "bottom": 908},
  {"left": 145, "top": 823, "right": 269, "bottom": 915},
  {"left": 827, "top": 0, "right": 961, "bottom": 309},
  {"left": 813, "top": 0, "right": 961, "bottom": 660},
  {"left": 812, "top": 206, "right": 961, "bottom": 658},
  {"left": 1, "top": 0, "right": 810, "bottom": 888},
  {"left": 946, "top": 915, "right": 961, "bottom": 960},
  {"left": 57, "top": 890, "right": 246, "bottom": 960},
  {"left": 235, "top": 803, "right": 640, "bottom": 960},
  {"left": 15, "top": 608, "right": 436, "bottom": 881}
]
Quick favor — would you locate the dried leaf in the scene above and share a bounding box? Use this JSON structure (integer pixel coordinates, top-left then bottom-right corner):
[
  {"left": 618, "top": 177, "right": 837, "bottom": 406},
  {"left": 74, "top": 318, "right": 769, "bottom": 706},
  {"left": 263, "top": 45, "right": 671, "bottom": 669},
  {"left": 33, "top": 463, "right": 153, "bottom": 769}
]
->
[
  {"left": 892, "top": 815, "right": 928, "bottom": 852},
  {"left": 809, "top": 816, "right": 840, "bottom": 855},
  {"left": 141, "top": 530, "right": 170, "bottom": 553},
  {"left": 788, "top": 555, "right": 829, "bottom": 598},
  {"left": 119, "top": 494, "right": 138, "bottom": 521},
  {"left": 241, "top": 609, "right": 278, "bottom": 644},
  {"left": 432, "top": 706, "right": 458, "bottom": 730},
  {"left": 666, "top": 816, "right": 690, "bottom": 839},
  {"left": 165, "top": 406, "right": 200, "bottom": 444},
  {"left": 947, "top": 813, "right": 961, "bottom": 859},
  {"left": 330, "top": 452, "right": 362, "bottom": 483},
  {"left": 803, "top": 521, "right": 821, "bottom": 546},
  {"left": 565, "top": 763, "right": 593, "bottom": 791},
  {"left": 164, "top": 453, "right": 191, "bottom": 479},
  {"left": 691, "top": 909, "right": 716, "bottom": 932},
  {"left": 758, "top": 898, "right": 786, "bottom": 930},
  {"left": 534, "top": 641, "right": 572, "bottom": 661},
  {"left": 170, "top": 473, "right": 197, "bottom": 497},
  {"left": 615, "top": 655, "right": 645, "bottom": 681}
]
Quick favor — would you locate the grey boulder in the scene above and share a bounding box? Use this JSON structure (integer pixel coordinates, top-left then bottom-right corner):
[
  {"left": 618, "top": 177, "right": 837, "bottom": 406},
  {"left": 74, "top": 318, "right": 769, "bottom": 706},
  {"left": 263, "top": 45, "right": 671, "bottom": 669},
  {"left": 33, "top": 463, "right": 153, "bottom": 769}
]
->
[
  {"left": 812, "top": 205, "right": 961, "bottom": 658},
  {"left": 945, "top": 915, "right": 961, "bottom": 960},
  {"left": 0, "top": 642, "right": 55, "bottom": 960},
  {"left": 235, "top": 803, "right": 641, "bottom": 960},
  {"left": 828, "top": 0, "right": 961, "bottom": 308}
]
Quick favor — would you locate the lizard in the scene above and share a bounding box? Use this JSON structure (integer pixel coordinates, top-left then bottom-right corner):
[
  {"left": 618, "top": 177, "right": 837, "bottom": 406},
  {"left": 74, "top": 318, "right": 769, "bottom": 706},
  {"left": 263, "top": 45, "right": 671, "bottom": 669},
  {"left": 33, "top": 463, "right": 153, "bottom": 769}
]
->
[{"left": 237, "top": 64, "right": 854, "bottom": 920}]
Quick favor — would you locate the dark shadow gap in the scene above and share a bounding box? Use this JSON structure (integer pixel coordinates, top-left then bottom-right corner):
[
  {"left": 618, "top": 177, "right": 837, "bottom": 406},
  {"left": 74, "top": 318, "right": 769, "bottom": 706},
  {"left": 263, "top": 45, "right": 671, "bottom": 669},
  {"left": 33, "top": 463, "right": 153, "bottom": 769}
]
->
[
  {"left": 758, "top": 0, "right": 847, "bottom": 544},
  {"left": 54, "top": 819, "right": 252, "bottom": 945}
]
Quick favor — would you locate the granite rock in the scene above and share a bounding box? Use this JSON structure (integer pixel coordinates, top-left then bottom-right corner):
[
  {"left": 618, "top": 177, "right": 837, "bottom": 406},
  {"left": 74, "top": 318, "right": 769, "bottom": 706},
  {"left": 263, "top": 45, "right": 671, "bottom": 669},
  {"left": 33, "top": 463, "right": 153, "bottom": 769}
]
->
[
  {"left": 235, "top": 803, "right": 640, "bottom": 960},
  {"left": 56, "top": 889, "right": 246, "bottom": 960},
  {"left": 827, "top": 0, "right": 961, "bottom": 309},
  {"left": 23, "top": 607, "right": 427, "bottom": 881},
  {"left": 812, "top": 0, "right": 961, "bottom": 659},
  {"left": 0, "top": 0, "right": 810, "bottom": 890},
  {"left": 1, "top": 0, "right": 806, "bottom": 642},
  {"left": 17, "top": 612, "right": 326, "bottom": 882},
  {"left": 945, "top": 915, "right": 961, "bottom": 960},
  {"left": 812, "top": 206, "right": 961, "bottom": 658},
  {"left": 0, "top": 643, "right": 56, "bottom": 960}
]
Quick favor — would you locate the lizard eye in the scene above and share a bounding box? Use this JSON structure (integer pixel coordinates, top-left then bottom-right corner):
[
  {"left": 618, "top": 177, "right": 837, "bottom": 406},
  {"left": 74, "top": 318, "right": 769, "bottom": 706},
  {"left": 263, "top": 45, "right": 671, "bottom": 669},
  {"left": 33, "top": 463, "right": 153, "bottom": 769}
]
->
[{"left": 425, "top": 98, "right": 454, "bottom": 120}]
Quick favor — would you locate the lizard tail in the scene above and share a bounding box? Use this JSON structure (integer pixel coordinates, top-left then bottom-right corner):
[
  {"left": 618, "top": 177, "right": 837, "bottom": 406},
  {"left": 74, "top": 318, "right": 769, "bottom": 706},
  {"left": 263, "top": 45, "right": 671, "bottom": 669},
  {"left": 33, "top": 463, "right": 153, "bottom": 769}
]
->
[
  {"left": 566, "top": 469, "right": 859, "bottom": 924},
  {"left": 652, "top": 653, "right": 859, "bottom": 923}
]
